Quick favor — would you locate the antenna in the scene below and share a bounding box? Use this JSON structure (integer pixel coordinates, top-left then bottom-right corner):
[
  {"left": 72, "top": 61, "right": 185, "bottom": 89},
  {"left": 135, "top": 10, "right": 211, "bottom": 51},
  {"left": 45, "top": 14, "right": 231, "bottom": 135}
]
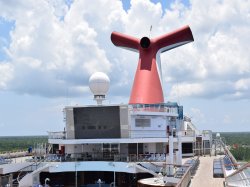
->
[
  {"left": 176, "top": 79, "right": 181, "bottom": 105},
  {"left": 149, "top": 25, "right": 152, "bottom": 38}
]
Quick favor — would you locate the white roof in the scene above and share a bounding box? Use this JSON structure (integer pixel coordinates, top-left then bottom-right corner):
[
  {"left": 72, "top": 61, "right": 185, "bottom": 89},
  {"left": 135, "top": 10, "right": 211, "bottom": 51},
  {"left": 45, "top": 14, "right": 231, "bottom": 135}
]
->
[{"left": 49, "top": 137, "right": 169, "bottom": 144}]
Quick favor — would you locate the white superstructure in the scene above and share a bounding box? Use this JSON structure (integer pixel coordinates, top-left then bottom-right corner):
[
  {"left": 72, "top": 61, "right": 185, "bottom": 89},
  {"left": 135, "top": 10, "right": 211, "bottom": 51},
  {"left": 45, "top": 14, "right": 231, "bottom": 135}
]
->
[{"left": 0, "top": 73, "right": 215, "bottom": 187}]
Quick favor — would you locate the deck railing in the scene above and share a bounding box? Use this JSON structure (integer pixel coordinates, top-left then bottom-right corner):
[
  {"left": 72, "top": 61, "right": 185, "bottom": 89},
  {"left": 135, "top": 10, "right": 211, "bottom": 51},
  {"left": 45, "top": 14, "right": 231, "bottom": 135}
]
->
[
  {"left": 178, "top": 130, "right": 195, "bottom": 137},
  {"left": 176, "top": 166, "right": 192, "bottom": 187},
  {"left": 41, "top": 152, "right": 181, "bottom": 163},
  {"left": 48, "top": 131, "right": 66, "bottom": 139},
  {"left": 130, "top": 104, "right": 178, "bottom": 114}
]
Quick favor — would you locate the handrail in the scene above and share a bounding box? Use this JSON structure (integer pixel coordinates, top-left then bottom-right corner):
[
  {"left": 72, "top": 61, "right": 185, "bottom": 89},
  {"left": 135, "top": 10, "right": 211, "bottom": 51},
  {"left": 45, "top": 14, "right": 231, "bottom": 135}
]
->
[
  {"left": 130, "top": 103, "right": 179, "bottom": 114},
  {"left": 136, "top": 164, "right": 158, "bottom": 176},
  {"left": 15, "top": 158, "right": 45, "bottom": 184},
  {"left": 176, "top": 166, "right": 191, "bottom": 187},
  {"left": 48, "top": 131, "right": 66, "bottom": 139},
  {"left": 226, "top": 177, "right": 250, "bottom": 183},
  {"left": 43, "top": 152, "right": 178, "bottom": 163},
  {"left": 0, "top": 151, "right": 30, "bottom": 159}
]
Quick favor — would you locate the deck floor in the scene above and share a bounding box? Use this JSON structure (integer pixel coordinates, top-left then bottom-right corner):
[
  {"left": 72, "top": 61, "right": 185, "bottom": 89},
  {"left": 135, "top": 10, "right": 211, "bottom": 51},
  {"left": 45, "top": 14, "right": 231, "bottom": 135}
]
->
[{"left": 190, "top": 156, "right": 225, "bottom": 187}]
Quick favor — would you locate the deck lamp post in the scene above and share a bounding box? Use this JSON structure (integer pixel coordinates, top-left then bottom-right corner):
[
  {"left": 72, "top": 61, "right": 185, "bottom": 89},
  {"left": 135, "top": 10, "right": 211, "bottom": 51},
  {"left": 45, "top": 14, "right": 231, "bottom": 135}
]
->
[
  {"left": 109, "top": 162, "right": 116, "bottom": 187},
  {"left": 75, "top": 161, "right": 80, "bottom": 187},
  {"left": 75, "top": 162, "right": 77, "bottom": 187},
  {"left": 45, "top": 178, "right": 50, "bottom": 186},
  {"left": 113, "top": 163, "right": 116, "bottom": 187},
  {"left": 97, "top": 179, "right": 102, "bottom": 187}
]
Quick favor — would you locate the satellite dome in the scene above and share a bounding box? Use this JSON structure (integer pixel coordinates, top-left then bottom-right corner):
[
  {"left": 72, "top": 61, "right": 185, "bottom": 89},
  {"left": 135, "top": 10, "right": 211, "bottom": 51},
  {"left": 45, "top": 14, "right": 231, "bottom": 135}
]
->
[
  {"left": 216, "top": 133, "right": 220, "bottom": 138},
  {"left": 89, "top": 72, "right": 110, "bottom": 105}
]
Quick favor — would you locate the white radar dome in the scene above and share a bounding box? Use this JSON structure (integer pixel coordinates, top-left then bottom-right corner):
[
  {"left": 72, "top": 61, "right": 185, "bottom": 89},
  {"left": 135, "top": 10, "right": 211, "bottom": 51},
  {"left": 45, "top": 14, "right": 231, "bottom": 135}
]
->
[{"left": 89, "top": 72, "right": 110, "bottom": 95}]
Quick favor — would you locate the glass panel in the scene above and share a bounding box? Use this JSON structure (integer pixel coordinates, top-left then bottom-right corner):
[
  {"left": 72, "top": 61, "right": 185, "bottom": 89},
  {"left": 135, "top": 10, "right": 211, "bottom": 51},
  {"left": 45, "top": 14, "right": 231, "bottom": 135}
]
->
[{"left": 135, "top": 118, "right": 151, "bottom": 127}]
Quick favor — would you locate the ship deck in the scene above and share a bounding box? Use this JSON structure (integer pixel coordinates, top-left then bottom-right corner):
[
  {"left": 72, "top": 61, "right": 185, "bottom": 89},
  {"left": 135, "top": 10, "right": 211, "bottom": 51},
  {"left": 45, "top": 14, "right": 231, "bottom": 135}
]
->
[{"left": 190, "top": 155, "right": 224, "bottom": 187}]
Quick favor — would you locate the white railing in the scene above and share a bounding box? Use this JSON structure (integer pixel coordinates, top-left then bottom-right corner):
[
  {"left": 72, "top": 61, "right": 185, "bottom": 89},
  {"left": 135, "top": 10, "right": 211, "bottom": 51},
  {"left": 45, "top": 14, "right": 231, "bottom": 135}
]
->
[
  {"left": 130, "top": 104, "right": 178, "bottom": 114},
  {"left": 48, "top": 131, "right": 65, "bottom": 139},
  {"left": 202, "top": 130, "right": 212, "bottom": 139},
  {"left": 176, "top": 166, "right": 192, "bottom": 187},
  {"left": 179, "top": 130, "right": 195, "bottom": 137}
]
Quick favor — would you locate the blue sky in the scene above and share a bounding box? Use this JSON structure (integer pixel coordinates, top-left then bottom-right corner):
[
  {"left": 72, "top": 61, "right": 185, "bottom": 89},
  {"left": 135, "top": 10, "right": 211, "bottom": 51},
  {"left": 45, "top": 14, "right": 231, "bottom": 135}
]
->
[
  {"left": 0, "top": 0, "right": 250, "bottom": 136},
  {"left": 0, "top": 18, "right": 13, "bottom": 61}
]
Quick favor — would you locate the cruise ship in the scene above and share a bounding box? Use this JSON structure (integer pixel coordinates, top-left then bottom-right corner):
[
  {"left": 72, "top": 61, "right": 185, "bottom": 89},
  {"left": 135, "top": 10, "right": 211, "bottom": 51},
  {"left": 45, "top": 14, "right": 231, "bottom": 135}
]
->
[{"left": 0, "top": 25, "right": 249, "bottom": 187}]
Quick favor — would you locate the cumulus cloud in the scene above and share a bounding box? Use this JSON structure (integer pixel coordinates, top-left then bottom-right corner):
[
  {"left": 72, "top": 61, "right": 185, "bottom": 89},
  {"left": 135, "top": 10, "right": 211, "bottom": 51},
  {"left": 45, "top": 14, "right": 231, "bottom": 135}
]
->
[
  {"left": 186, "top": 107, "right": 206, "bottom": 126},
  {"left": 161, "top": 0, "right": 250, "bottom": 100},
  {"left": 0, "top": 63, "right": 13, "bottom": 89},
  {"left": 223, "top": 114, "right": 232, "bottom": 124},
  {"left": 0, "top": 0, "right": 115, "bottom": 97},
  {"left": 0, "top": 0, "right": 250, "bottom": 101}
]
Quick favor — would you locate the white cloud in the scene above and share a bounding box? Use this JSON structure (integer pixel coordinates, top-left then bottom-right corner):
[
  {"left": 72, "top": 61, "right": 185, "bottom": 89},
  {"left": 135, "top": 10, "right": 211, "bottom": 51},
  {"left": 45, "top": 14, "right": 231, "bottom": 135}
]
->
[
  {"left": 0, "top": 0, "right": 249, "bottom": 101},
  {"left": 0, "top": 63, "right": 13, "bottom": 89},
  {"left": 169, "top": 83, "right": 203, "bottom": 99},
  {"left": 186, "top": 107, "right": 206, "bottom": 125},
  {"left": 124, "top": 0, "right": 163, "bottom": 36},
  {"left": 161, "top": 0, "right": 250, "bottom": 100},
  {"left": 0, "top": 122, "right": 5, "bottom": 127},
  {"left": 46, "top": 0, "right": 69, "bottom": 19},
  {"left": 223, "top": 115, "right": 232, "bottom": 124},
  {"left": 0, "top": 0, "right": 116, "bottom": 97}
]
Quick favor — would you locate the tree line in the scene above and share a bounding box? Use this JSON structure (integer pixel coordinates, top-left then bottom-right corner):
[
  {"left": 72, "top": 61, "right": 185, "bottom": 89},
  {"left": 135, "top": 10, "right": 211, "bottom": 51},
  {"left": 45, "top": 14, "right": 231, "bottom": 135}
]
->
[
  {"left": 0, "top": 136, "right": 48, "bottom": 153},
  {"left": 219, "top": 132, "right": 250, "bottom": 162}
]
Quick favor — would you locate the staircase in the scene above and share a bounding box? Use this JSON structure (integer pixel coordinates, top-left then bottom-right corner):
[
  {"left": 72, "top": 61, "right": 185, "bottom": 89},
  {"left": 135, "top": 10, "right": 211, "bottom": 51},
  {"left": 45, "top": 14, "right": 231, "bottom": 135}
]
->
[
  {"left": 12, "top": 159, "right": 46, "bottom": 187},
  {"left": 136, "top": 163, "right": 161, "bottom": 176}
]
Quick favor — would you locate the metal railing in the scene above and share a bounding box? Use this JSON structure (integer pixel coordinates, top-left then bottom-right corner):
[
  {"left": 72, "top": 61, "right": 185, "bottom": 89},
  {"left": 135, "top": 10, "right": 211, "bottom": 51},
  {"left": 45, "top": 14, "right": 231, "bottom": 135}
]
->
[
  {"left": 0, "top": 151, "right": 31, "bottom": 160},
  {"left": 225, "top": 177, "right": 250, "bottom": 187},
  {"left": 183, "top": 157, "right": 200, "bottom": 176},
  {"left": 178, "top": 130, "right": 195, "bottom": 137},
  {"left": 176, "top": 166, "right": 192, "bottom": 187},
  {"left": 48, "top": 131, "right": 66, "bottom": 139},
  {"left": 0, "top": 174, "right": 13, "bottom": 187},
  {"left": 0, "top": 156, "right": 12, "bottom": 165},
  {"left": 42, "top": 152, "right": 178, "bottom": 163},
  {"left": 202, "top": 130, "right": 212, "bottom": 140},
  {"left": 130, "top": 104, "right": 178, "bottom": 114}
]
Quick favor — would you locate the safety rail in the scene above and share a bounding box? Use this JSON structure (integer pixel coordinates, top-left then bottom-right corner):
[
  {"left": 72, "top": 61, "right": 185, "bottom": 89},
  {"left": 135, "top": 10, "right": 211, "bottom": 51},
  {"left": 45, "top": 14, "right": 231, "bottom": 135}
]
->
[
  {"left": 0, "top": 174, "right": 13, "bottom": 187},
  {"left": 130, "top": 130, "right": 195, "bottom": 138},
  {"left": 225, "top": 177, "right": 250, "bottom": 187},
  {"left": 0, "top": 151, "right": 31, "bottom": 159},
  {"left": 224, "top": 145, "right": 238, "bottom": 170},
  {"left": 177, "top": 130, "right": 195, "bottom": 137},
  {"left": 41, "top": 152, "right": 178, "bottom": 163},
  {"left": 48, "top": 131, "right": 66, "bottom": 139},
  {"left": 202, "top": 130, "right": 213, "bottom": 140},
  {"left": 130, "top": 103, "right": 178, "bottom": 114},
  {"left": 138, "top": 162, "right": 162, "bottom": 174},
  {"left": 131, "top": 107, "right": 178, "bottom": 113},
  {"left": 0, "top": 156, "right": 12, "bottom": 165},
  {"left": 176, "top": 166, "right": 192, "bottom": 187},
  {"left": 12, "top": 158, "right": 46, "bottom": 186},
  {"left": 183, "top": 157, "right": 200, "bottom": 176}
]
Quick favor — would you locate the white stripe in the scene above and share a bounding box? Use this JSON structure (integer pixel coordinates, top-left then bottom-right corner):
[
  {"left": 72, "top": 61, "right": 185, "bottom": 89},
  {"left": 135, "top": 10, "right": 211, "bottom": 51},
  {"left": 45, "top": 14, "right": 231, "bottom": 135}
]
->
[{"left": 159, "top": 41, "right": 191, "bottom": 53}]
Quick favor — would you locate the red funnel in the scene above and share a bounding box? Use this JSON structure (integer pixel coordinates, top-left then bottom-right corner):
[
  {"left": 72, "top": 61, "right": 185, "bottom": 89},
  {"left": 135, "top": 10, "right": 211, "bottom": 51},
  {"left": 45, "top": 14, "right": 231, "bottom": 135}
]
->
[{"left": 111, "top": 25, "right": 194, "bottom": 104}]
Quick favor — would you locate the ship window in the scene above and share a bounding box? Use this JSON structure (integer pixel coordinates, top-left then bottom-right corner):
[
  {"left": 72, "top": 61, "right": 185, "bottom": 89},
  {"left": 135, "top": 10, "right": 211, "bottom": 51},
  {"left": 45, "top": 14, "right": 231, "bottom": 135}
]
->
[
  {"left": 135, "top": 118, "right": 151, "bottom": 127},
  {"left": 111, "top": 144, "right": 118, "bottom": 149},
  {"left": 87, "top": 125, "right": 96, "bottom": 130},
  {"left": 103, "top": 143, "right": 110, "bottom": 149}
]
